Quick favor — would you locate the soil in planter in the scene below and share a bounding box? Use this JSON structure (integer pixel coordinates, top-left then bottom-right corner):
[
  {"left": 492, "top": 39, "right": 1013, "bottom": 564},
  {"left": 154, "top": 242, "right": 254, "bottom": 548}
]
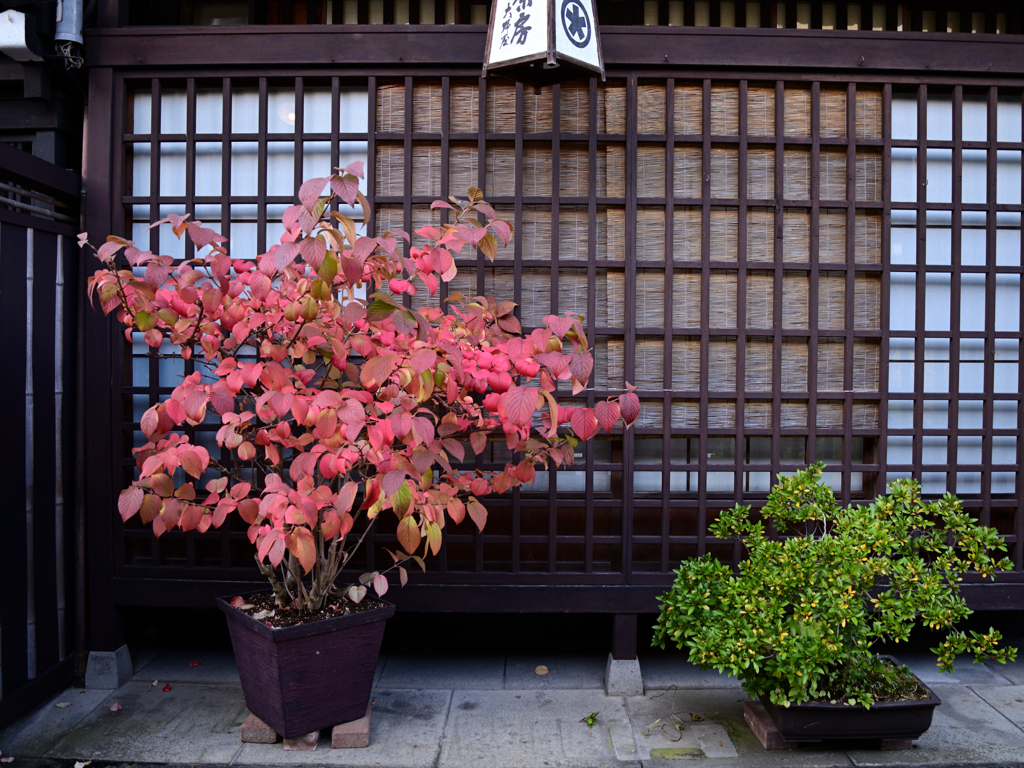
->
[
  {"left": 230, "top": 591, "right": 388, "bottom": 629},
  {"left": 811, "top": 656, "right": 930, "bottom": 705}
]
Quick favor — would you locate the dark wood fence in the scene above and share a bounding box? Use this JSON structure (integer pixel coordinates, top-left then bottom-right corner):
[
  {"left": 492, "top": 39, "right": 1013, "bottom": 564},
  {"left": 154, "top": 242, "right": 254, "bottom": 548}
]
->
[
  {"left": 81, "top": 24, "right": 1024, "bottom": 652},
  {"left": 0, "top": 144, "right": 79, "bottom": 724}
]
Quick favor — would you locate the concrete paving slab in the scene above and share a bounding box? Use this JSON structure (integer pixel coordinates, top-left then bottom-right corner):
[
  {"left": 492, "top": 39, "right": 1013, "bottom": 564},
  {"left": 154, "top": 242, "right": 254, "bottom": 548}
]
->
[
  {"left": 438, "top": 689, "right": 638, "bottom": 768},
  {"left": 0, "top": 687, "right": 114, "bottom": 758},
  {"left": 504, "top": 655, "right": 605, "bottom": 690},
  {"left": 132, "top": 649, "right": 240, "bottom": 684},
  {"left": 372, "top": 652, "right": 388, "bottom": 688},
  {"left": 376, "top": 654, "right": 505, "bottom": 690},
  {"left": 846, "top": 684, "right": 1024, "bottom": 766},
  {"left": 234, "top": 690, "right": 451, "bottom": 768},
  {"left": 626, "top": 687, "right": 852, "bottom": 768},
  {"left": 44, "top": 682, "right": 247, "bottom": 764},
  {"left": 985, "top": 656, "right": 1024, "bottom": 685},
  {"left": 899, "top": 653, "right": 1012, "bottom": 686},
  {"left": 638, "top": 653, "right": 743, "bottom": 689},
  {"left": 966, "top": 684, "right": 1024, "bottom": 732}
]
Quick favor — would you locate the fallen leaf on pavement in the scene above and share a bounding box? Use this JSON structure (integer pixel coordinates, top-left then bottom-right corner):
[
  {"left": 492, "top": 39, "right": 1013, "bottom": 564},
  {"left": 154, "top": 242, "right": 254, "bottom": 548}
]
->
[
  {"left": 55, "top": 702, "right": 72, "bottom": 708},
  {"left": 73, "top": 762, "right": 91, "bottom": 768},
  {"left": 535, "top": 665, "right": 549, "bottom": 675},
  {"left": 151, "top": 680, "right": 159, "bottom": 687},
  {"left": 189, "top": 659, "right": 201, "bottom": 668},
  {"left": 109, "top": 703, "right": 123, "bottom": 712},
  {"left": 162, "top": 684, "right": 171, "bottom": 692},
  {"left": 1, "top": 757, "right": 13, "bottom": 763},
  {"left": 689, "top": 713, "right": 703, "bottom": 722}
]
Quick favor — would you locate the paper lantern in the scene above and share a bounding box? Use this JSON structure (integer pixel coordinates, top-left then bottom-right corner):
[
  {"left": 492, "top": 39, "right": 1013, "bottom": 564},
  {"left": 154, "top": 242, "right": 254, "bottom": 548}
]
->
[{"left": 483, "top": 0, "right": 605, "bottom": 86}]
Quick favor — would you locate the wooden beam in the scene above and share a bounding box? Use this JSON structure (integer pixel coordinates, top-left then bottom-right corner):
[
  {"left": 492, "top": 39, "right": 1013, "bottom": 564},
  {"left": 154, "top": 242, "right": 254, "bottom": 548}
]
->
[{"left": 83, "top": 26, "right": 1024, "bottom": 76}]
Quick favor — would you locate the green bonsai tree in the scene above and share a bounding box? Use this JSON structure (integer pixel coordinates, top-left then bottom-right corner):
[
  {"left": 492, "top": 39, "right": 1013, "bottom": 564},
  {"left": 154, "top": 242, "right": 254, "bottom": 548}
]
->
[{"left": 653, "top": 464, "right": 1017, "bottom": 708}]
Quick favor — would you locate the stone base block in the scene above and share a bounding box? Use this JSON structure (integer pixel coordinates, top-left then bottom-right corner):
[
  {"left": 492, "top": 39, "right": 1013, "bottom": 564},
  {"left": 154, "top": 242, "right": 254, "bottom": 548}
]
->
[
  {"left": 879, "top": 739, "right": 914, "bottom": 750},
  {"left": 744, "top": 702, "right": 798, "bottom": 750},
  {"left": 283, "top": 730, "right": 320, "bottom": 751},
  {"left": 605, "top": 653, "right": 644, "bottom": 696},
  {"left": 85, "top": 645, "right": 134, "bottom": 689},
  {"left": 240, "top": 714, "right": 280, "bottom": 744},
  {"left": 332, "top": 703, "right": 372, "bottom": 749}
]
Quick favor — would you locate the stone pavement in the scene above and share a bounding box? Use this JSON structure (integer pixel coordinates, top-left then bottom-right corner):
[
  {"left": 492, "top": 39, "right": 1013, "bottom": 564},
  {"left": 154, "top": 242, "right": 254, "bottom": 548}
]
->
[{"left": 2, "top": 648, "right": 1024, "bottom": 768}]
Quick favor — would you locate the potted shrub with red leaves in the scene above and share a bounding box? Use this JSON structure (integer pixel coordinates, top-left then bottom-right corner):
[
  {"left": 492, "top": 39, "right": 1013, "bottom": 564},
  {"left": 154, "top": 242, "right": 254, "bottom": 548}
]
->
[{"left": 84, "top": 171, "right": 639, "bottom": 737}]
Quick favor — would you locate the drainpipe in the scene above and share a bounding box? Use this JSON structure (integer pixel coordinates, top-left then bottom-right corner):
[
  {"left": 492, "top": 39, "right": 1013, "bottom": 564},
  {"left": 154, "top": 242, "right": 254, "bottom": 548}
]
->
[{"left": 55, "top": 0, "right": 83, "bottom": 69}]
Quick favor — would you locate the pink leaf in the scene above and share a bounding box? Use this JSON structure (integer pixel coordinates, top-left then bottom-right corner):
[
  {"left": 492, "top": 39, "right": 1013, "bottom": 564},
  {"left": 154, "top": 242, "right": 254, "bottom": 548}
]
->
[
  {"left": 117, "top": 486, "right": 144, "bottom": 522},
  {"left": 110, "top": 702, "right": 123, "bottom": 712},
  {"left": 298, "top": 177, "right": 329, "bottom": 209}
]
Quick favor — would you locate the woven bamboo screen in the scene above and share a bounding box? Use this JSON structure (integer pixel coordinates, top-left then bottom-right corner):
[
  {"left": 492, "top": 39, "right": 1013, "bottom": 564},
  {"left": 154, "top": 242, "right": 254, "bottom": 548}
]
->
[{"left": 365, "top": 75, "right": 891, "bottom": 577}]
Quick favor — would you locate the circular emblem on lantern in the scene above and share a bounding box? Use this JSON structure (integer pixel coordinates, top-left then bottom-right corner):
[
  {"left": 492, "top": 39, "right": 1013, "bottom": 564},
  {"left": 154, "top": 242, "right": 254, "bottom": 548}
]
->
[{"left": 561, "top": 0, "right": 591, "bottom": 49}]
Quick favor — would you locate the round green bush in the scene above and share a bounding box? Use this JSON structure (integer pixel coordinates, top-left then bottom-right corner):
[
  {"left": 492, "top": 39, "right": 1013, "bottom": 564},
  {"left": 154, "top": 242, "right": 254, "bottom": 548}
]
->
[{"left": 653, "top": 463, "right": 1017, "bottom": 707}]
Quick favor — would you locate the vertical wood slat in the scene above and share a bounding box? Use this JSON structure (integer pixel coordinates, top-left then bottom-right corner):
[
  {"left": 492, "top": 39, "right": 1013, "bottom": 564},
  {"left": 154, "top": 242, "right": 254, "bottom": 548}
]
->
[
  {"left": 624, "top": 76, "right": 638, "bottom": 578},
  {"left": 913, "top": 84, "right": 928, "bottom": 488},
  {"left": 949, "top": 85, "right": 963, "bottom": 496},
  {"left": 698, "top": 78, "right": 711, "bottom": 556},
  {"left": 32, "top": 230, "right": 60, "bottom": 672},
  {"left": 982, "top": 85, "right": 998, "bottom": 528},
  {"left": 0, "top": 222, "right": 29, "bottom": 691}
]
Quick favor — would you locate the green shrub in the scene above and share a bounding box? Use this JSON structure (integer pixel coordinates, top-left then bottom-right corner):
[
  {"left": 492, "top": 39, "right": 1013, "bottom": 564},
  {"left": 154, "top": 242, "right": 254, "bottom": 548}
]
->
[{"left": 652, "top": 464, "right": 1017, "bottom": 708}]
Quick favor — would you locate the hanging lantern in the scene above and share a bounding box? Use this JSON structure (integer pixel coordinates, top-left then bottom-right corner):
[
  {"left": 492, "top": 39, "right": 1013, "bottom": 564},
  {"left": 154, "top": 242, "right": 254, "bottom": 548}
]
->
[{"left": 483, "top": 0, "right": 605, "bottom": 86}]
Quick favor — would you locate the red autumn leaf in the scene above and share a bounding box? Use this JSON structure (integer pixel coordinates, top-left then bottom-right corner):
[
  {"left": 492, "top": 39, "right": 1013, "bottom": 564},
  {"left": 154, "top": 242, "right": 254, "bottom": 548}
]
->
[
  {"left": 360, "top": 354, "right": 399, "bottom": 390},
  {"left": 397, "top": 516, "right": 420, "bottom": 554},
  {"left": 570, "top": 408, "right": 599, "bottom": 442},
  {"left": 189, "top": 659, "right": 201, "bottom": 668},
  {"left": 502, "top": 386, "right": 539, "bottom": 428},
  {"left": 594, "top": 400, "right": 621, "bottom": 434},
  {"left": 288, "top": 527, "right": 316, "bottom": 573},
  {"left": 163, "top": 684, "right": 171, "bottom": 692},
  {"left": 467, "top": 498, "right": 488, "bottom": 531},
  {"left": 618, "top": 392, "right": 641, "bottom": 427}
]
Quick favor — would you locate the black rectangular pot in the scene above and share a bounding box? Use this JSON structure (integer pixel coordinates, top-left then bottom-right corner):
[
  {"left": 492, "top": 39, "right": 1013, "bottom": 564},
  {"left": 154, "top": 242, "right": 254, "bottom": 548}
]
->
[
  {"left": 758, "top": 657, "right": 941, "bottom": 743},
  {"left": 217, "top": 593, "right": 395, "bottom": 738}
]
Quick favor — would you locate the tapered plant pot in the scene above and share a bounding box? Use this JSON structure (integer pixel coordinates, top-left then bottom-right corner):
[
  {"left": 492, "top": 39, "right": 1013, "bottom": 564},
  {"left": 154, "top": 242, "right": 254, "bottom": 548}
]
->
[
  {"left": 217, "top": 593, "right": 395, "bottom": 738},
  {"left": 757, "top": 657, "right": 941, "bottom": 743}
]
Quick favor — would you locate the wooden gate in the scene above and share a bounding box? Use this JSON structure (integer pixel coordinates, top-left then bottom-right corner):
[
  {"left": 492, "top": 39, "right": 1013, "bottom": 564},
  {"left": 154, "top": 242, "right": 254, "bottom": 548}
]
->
[{"left": 0, "top": 144, "right": 79, "bottom": 724}]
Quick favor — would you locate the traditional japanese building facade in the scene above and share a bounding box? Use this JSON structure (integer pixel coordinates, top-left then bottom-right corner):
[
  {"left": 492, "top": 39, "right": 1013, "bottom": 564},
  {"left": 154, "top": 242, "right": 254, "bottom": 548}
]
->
[{"left": 3, "top": 1, "right": 1024, "bottom": 670}]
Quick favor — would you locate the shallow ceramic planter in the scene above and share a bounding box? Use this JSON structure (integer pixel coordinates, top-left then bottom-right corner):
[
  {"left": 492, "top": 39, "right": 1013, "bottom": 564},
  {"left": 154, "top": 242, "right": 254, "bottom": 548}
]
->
[
  {"left": 758, "top": 657, "right": 941, "bottom": 743},
  {"left": 217, "top": 593, "right": 395, "bottom": 738}
]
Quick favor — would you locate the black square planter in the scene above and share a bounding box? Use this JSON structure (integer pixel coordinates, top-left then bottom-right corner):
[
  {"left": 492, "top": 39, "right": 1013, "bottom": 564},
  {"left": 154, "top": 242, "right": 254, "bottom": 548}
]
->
[{"left": 218, "top": 594, "right": 395, "bottom": 738}]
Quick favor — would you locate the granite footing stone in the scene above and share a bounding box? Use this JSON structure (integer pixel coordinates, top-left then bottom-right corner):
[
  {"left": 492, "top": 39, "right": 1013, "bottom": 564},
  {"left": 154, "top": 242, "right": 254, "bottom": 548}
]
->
[
  {"left": 282, "top": 730, "right": 319, "bottom": 751},
  {"left": 605, "top": 653, "right": 644, "bottom": 696},
  {"left": 240, "top": 714, "right": 279, "bottom": 744},
  {"left": 332, "top": 703, "right": 372, "bottom": 748},
  {"left": 85, "top": 645, "right": 134, "bottom": 689},
  {"left": 744, "top": 701, "right": 798, "bottom": 750}
]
